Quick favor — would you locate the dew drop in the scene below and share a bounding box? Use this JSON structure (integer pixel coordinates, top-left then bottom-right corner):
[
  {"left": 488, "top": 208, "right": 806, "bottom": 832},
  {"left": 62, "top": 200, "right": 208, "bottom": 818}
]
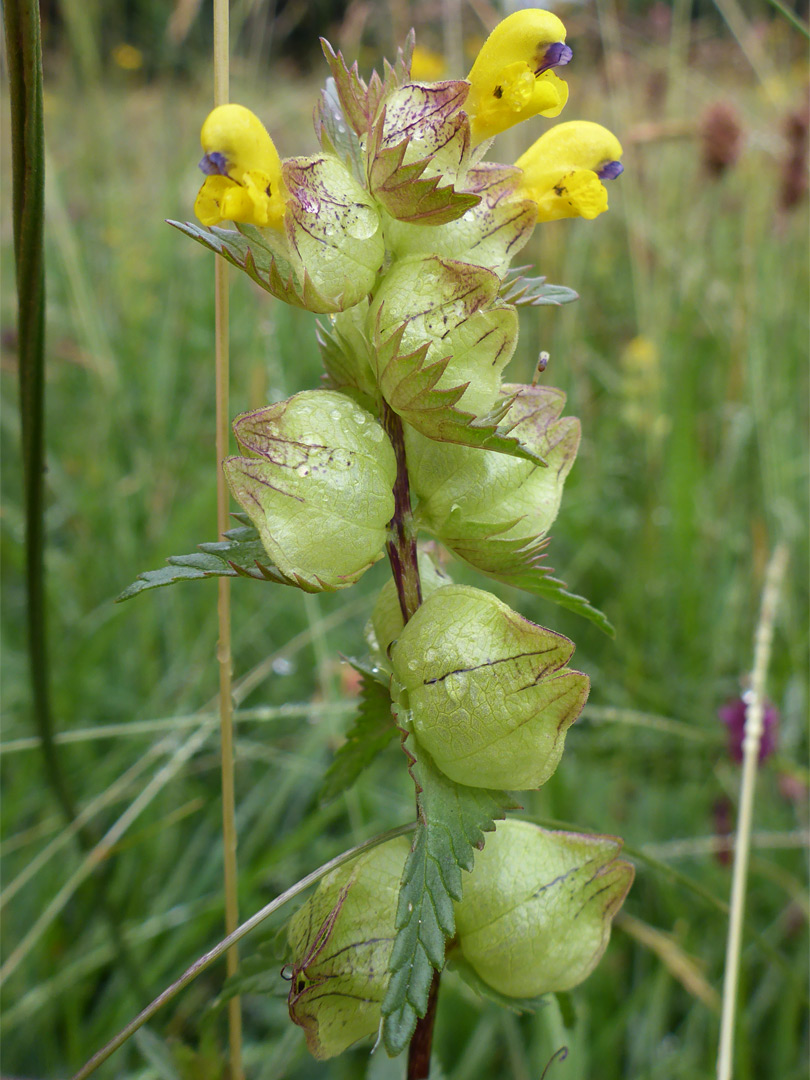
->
[
  {"left": 345, "top": 204, "right": 379, "bottom": 241},
  {"left": 296, "top": 464, "right": 310, "bottom": 477},
  {"left": 353, "top": 412, "right": 367, "bottom": 425},
  {"left": 462, "top": 209, "right": 476, "bottom": 222},
  {"left": 330, "top": 408, "right": 343, "bottom": 420}
]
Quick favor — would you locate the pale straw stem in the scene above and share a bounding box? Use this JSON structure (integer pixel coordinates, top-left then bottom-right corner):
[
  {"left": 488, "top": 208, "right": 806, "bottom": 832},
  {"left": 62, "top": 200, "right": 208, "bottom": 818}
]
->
[
  {"left": 212, "top": 2, "right": 242, "bottom": 1076},
  {"left": 716, "top": 543, "right": 788, "bottom": 1080}
]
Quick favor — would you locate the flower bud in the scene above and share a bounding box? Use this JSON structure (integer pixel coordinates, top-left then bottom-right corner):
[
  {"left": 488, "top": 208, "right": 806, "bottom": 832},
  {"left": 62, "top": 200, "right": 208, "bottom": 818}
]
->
[
  {"left": 223, "top": 390, "right": 396, "bottom": 591},
  {"left": 515, "top": 121, "right": 624, "bottom": 222},
  {"left": 466, "top": 10, "right": 572, "bottom": 143},
  {"left": 287, "top": 836, "right": 411, "bottom": 1059},
  {"left": 390, "top": 585, "right": 588, "bottom": 789},
  {"left": 454, "top": 819, "right": 633, "bottom": 997},
  {"left": 195, "top": 104, "right": 286, "bottom": 229}
]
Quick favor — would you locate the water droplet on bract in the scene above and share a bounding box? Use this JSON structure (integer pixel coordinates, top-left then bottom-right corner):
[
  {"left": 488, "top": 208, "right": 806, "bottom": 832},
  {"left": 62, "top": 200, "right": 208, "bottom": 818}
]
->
[
  {"left": 323, "top": 222, "right": 336, "bottom": 237},
  {"left": 462, "top": 209, "right": 476, "bottom": 222},
  {"left": 330, "top": 409, "right": 343, "bottom": 420},
  {"left": 408, "top": 659, "right": 418, "bottom": 672},
  {"left": 353, "top": 412, "right": 366, "bottom": 425},
  {"left": 345, "top": 205, "right": 379, "bottom": 241},
  {"left": 407, "top": 902, "right": 414, "bottom": 913},
  {"left": 296, "top": 464, "right": 310, "bottom": 477},
  {"left": 368, "top": 425, "right": 384, "bottom": 442},
  {"left": 337, "top": 123, "right": 346, "bottom": 134}
]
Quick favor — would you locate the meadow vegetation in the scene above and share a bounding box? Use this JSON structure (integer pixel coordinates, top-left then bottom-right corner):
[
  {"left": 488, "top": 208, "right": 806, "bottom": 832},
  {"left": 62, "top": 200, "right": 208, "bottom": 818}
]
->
[{"left": 1, "top": 3, "right": 808, "bottom": 1077}]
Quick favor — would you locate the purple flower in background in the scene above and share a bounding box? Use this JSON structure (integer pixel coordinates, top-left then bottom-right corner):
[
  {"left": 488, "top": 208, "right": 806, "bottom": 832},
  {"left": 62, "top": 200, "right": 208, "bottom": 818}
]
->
[{"left": 718, "top": 695, "right": 779, "bottom": 764}]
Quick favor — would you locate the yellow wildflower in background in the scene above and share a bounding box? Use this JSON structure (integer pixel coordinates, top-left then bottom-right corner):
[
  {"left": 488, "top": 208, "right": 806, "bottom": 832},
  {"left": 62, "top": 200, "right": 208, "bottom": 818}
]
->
[
  {"left": 410, "top": 45, "right": 446, "bottom": 81},
  {"left": 515, "top": 120, "right": 623, "bottom": 220},
  {"left": 466, "top": 9, "right": 572, "bottom": 143},
  {"left": 112, "top": 43, "right": 143, "bottom": 71},
  {"left": 194, "top": 104, "right": 286, "bottom": 229}
]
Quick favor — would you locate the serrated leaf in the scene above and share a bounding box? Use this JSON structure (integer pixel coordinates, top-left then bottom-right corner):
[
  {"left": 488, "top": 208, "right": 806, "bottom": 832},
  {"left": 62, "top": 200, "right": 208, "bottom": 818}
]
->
[
  {"left": 500, "top": 272, "right": 579, "bottom": 307},
  {"left": 169, "top": 219, "right": 343, "bottom": 313},
  {"left": 381, "top": 733, "right": 517, "bottom": 1055},
  {"left": 446, "top": 950, "right": 549, "bottom": 1014},
  {"left": 314, "top": 77, "right": 365, "bottom": 182},
  {"left": 320, "top": 662, "right": 397, "bottom": 803},
  {"left": 320, "top": 33, "right": 415, "bottom": 138},
  {"left": 366, "top": 88, "right": 480, "bottom": 225},
  {"left": 445, "top": 531, "right": 615, "bottom": 636},
  {"left": 374, "top": 317, "right": 543, "bottom": 465},
  {"left": 375, "top": 80, "right": 473, "bottom": 184},
  {"left": 384, "top": 163, "right": 536, "bottom": 274},
  {"left": 116, "top": 524, "right": 286, "bottom": 602},
  {"left": 315, "top": 309, "right": 376, "bottom": 395}
]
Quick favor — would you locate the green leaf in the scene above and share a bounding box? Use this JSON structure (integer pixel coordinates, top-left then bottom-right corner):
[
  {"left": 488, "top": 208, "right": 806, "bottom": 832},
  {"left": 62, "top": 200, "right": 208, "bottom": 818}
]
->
[
  {"left": 314, "top": 77, "right": 365, "bottom": 183},
  {"left": 320, "top": 660, "right": 397, "bottom": 803},
  {"left": 320, "top": 33, "right": 415, "bottom": 137},
  {"left": 116, "top": 519, "right": 286, "bottom": 602},
  {"left": 500, "top": 272, "right": 579, "bottom": 307},
  {"left": 446, "top": 531, "right": 615, "bottom": 636},
  {"left": 168, "top": 220, "right": 344, "bottom": 314},
  {"left": 316, "top": 307, "right": 377, "bottom": 395},
  {"left": 380, "top": 733, "right": 517, "bottom": 1056},
  {"left": 446, "top": 950, "right": 549, "bottom": 1014}
]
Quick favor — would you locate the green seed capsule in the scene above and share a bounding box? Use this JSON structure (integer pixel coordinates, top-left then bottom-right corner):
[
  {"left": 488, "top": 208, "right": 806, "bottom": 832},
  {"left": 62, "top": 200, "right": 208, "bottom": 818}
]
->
[
  {"left": 287, "top": 837, "right": 411, "bottom": 1059},
  {"left": 454, "top": 819, "right": 634, "bottom": 997},
  {"left": 390, "top": 585, "right": 588, "bottom": 788},
  {"left": 223, "top": 389, "right": 396, "bottom": 591}
]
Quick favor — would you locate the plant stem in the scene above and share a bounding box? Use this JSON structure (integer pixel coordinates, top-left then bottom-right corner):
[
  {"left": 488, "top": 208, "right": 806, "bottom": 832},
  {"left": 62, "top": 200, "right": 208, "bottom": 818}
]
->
[
  {"left": 408, "top": 968, "right": 441, "bottom": 1080},
  {"left": 212, "top": 3, "right": 243, "bottom": 1077},
  {"left": 379, "top": 401, "right": 441, "bottom": 1074},
  {"left": 381, "top": 401, "right": 422, "bottom": 623},
  {"left": 716, "top": 543, "right": 788, "bottom": 1080},
  {"left": 70, "top": 824, "right": 416, "bottom": 1080},
  {"left": 6, "top": 0, "right": 68, "bottom": 832}
]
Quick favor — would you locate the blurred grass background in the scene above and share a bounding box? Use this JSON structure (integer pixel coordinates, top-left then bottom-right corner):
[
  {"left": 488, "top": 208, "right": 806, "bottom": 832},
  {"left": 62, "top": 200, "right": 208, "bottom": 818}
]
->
[{"left": 1, "top": 0, "right": 808, "bottom": 1077}]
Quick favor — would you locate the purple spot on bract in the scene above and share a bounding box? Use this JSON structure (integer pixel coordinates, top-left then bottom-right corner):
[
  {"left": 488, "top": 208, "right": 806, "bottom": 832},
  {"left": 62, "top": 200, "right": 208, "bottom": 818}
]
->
[
  {"left": 537, "top": 42, "right": 573, "bottom": 74},
  {"left": 598, "top": 160, "right": 624, "bottom": 180},
  {"left": 199, "top": 151, "right": 229, "bottom": 176}
]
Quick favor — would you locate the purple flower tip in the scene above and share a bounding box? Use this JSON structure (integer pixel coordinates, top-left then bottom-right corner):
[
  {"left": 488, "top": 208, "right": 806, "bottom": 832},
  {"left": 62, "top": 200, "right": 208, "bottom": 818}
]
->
[
  {"left": 537, "top": 42, "right": 573, "bottom": 75},
  {"left": 718, "top": 696, "right": 779, "bottom": 765},
  {"left": 598, "top": 160, "right": 624, "bottom": 180},
  {"left": 199, "top": 151, "right": 229, "bottom": 176}
]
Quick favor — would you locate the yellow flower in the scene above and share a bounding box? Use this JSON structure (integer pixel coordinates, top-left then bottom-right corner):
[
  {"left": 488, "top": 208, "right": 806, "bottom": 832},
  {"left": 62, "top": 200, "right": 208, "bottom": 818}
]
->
[
  {"left": 410, "top": 44, "right": 446, "bottom": 81},
  {"left": 515, "top": 120, "right": 623, "bottom": 221},
  {"left": 466, "top": 9, "right": 572, "bottom": 143},
  {"left": 194, "top": 104, "right": 286, "bottom": 229}
]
